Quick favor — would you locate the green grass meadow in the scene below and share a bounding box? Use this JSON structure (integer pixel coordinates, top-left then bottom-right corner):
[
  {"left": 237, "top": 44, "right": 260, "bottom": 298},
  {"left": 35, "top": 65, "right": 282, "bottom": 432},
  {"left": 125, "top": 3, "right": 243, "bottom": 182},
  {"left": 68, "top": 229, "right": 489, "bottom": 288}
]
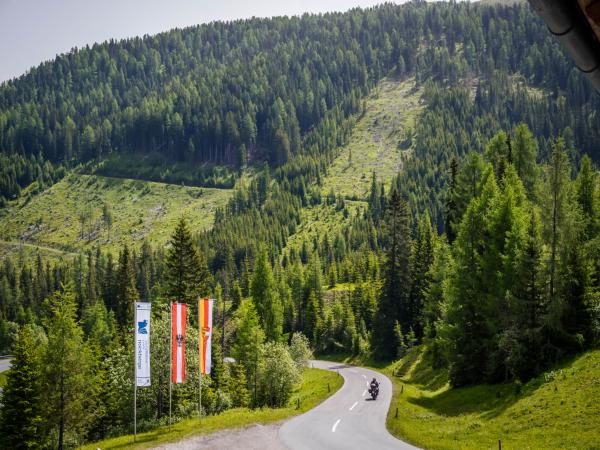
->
[{"left": 80, "top": 367, "right": 342, "bottom": 450}]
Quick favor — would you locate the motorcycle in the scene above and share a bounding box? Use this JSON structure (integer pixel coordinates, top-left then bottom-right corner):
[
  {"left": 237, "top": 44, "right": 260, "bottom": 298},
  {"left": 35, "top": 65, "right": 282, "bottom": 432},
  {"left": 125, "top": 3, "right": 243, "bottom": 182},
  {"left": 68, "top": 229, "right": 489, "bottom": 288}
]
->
[{"left": 368, "top": 383, "right": 379, "bottom": 400}]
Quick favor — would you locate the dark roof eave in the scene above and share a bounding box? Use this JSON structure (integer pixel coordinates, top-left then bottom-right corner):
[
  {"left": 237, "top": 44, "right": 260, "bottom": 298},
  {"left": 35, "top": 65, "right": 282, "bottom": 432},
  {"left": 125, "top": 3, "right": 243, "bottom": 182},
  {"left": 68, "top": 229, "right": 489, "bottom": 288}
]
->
[{"left": 528, "top": 0, "right": 600, "bottom": 92}]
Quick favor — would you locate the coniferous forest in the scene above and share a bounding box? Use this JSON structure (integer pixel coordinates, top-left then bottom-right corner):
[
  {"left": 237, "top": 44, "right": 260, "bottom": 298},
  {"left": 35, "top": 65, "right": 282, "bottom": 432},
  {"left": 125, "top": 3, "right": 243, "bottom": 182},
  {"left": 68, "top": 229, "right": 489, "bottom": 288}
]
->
[{"left": 0, "top": 1, "right": 599, "bottom": 448}]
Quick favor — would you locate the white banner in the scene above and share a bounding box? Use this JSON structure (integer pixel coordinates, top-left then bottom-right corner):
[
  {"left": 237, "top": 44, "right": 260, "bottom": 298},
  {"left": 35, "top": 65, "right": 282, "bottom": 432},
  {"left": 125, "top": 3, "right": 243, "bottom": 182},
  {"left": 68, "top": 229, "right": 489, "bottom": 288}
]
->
[{"left": 135, "top": 302, "right": 151, "bottom": 387}]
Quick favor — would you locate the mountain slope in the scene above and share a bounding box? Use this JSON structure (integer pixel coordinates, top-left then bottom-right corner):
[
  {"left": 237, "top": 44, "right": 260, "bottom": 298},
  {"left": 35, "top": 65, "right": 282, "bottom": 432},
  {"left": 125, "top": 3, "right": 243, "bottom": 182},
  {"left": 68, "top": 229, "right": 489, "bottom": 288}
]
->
[
  {"left": 0, "top": 174, "right": 233, "bottom": 255},
  {"left": 322, "top": 77, "right": 423, "bottom": 200}
]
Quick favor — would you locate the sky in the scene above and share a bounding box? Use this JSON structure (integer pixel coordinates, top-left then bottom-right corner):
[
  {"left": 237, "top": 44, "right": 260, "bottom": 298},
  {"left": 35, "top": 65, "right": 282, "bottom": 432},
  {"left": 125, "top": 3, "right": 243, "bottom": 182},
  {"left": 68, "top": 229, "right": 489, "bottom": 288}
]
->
[{"left": 0, "top": 0, "right": 420, "bottom": 83}]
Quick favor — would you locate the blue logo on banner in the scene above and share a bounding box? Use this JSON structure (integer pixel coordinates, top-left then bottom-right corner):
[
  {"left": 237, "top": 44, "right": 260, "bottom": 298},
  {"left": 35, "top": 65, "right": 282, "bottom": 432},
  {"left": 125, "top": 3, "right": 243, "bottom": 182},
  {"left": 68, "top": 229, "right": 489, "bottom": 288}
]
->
[{"left": 138, "top": 320, "right": 148, "bottom": 334}]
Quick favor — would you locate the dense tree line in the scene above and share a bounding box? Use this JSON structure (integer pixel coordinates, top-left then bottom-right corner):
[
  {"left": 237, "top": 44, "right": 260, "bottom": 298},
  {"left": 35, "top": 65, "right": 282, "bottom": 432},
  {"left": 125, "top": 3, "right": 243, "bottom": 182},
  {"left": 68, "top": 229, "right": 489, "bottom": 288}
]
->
[{"left": 0, "top": 153, "right": 64, "bottom": 205}]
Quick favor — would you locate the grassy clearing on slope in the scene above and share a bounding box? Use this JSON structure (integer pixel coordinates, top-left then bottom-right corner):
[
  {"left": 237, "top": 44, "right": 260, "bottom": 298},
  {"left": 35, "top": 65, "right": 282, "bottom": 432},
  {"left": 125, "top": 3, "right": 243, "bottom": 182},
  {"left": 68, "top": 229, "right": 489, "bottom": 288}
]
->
[
  {"left": 384, "top": 348, "right": 600, "bottom": 450},
  {"left": 80, "top": 367, "right": 342, "bottom": 450},
  {"left": 321, "top": 77, "right": 423, "bottom": 200},
  {"left": 0, "top": 174, "right": 233, "bottom": 255}
]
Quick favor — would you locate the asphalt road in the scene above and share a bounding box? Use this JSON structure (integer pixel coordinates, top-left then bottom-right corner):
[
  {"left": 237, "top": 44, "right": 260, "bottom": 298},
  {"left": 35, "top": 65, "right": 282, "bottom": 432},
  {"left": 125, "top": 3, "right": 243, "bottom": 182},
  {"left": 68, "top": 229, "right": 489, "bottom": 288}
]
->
[
  {"left": 279, "top": 360, "right": 420, "bottom": 450},
  {"left": 0, "top": 358, "right": 10, "bottom": 373}
]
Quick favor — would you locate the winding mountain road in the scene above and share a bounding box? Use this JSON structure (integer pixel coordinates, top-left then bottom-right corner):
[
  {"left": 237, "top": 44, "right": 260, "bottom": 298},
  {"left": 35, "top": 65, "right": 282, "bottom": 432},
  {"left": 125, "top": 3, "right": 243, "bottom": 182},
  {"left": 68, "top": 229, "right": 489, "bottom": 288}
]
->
[
  {"left": 279, "top": 360, "right": 419, "bottom": 450},
  {"left": 156, "top": 360, "right": 420, "bottom": 449}
]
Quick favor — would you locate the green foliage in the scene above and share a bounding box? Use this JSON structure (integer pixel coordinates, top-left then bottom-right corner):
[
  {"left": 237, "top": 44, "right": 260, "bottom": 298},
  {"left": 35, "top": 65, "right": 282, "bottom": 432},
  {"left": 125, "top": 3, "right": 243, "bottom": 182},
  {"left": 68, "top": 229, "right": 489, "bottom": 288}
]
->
[
  {"left": 0, "top": 326, "right": 45, "bottom": 448},
  {"left": 255, "top": 341, "right": 300, "bottom": 408},
  {"left": 80, "top": 367, "right": 342, "bottom": 450},
  {"left": 250, "top": 247, "right": 283, "bottom": 341},
  {"left": 228, "top": 363, "right": 250, "bottom": 408},
  {"left": 372, "top": 190, "right": 412, "bottom": 360},
  {"left": 231, "top": 299, "right": 265, "bottom": 392},
  {"left": 43, "top": 287, "right": 99, "bottom": 449},
  {"left": 289, "top": 332, "right": 313, "bottom": 371}
]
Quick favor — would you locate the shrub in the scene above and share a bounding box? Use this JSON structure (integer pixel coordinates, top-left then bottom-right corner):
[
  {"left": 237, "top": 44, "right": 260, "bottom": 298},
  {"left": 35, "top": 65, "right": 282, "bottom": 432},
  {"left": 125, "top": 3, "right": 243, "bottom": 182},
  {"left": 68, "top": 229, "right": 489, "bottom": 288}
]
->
[
  {"left": 256, "top": 342, "right": 300, "bottom": 408},
  {"left": 289, "top": 332, "right": 313, "bottom": 371}
]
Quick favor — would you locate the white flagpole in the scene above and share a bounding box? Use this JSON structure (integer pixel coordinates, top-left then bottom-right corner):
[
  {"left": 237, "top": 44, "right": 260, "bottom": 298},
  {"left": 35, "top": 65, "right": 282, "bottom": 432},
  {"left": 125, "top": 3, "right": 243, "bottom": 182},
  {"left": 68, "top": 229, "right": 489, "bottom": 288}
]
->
[
  {"left": 169, "top": 303, "right": 173, "bottom": 432},
  {"left": 134, "top": 306, "right": 137, "bottom": 443}
]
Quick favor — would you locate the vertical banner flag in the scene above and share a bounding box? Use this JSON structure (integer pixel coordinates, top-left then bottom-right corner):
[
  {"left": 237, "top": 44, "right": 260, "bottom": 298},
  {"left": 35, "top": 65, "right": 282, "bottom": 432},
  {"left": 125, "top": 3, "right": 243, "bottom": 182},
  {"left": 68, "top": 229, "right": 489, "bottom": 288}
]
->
[
  {"left": 135, "top": 302, "right": 151, "bottom": 387},
  {"left": 198, "top": 298, "right": 213, "bottom": 374},
  {"left": 171, "top": 303, "right": 187, "bottom": 384}
]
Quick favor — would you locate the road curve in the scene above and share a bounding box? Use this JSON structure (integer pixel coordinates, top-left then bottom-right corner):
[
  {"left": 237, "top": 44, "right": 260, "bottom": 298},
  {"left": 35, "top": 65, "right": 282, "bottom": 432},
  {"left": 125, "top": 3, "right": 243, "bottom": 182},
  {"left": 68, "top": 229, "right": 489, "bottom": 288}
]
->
[{"left": 279, "top": 360, "right": 419, "bottom": 450}]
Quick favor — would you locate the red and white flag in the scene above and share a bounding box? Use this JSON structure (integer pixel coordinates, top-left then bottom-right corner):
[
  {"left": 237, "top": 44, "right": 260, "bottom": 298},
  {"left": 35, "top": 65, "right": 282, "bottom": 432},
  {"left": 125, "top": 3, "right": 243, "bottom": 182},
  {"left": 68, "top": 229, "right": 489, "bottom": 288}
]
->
[
  {"left": 199, "top": 298, "right": 213, "bottom": 374},
  {"left": 171, "top": 303, "right": 186, "bottom": 384}
]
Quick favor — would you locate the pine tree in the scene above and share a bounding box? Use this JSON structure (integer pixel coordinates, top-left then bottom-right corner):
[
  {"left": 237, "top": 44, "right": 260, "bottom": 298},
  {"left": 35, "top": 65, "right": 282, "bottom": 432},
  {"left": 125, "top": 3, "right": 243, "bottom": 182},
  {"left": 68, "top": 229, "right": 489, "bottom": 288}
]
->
[
  {"left": 114, "top": 245, "right": 138, "bottom": 328},
  {"left": 164, "top": 217, "right": 210, "bottom": 321},
  {"left": 410, "top": 212, "right": 435, "bottom": 338},
  {"left": 231, "top": 299, "right": 265, "bottom": 396},
  {"left": 210, "top": 329, "right": 228, "bottom": 391},
  {"left": 0, "top": 326, "right": 44, "bottom": 449},
  {"left": 43, "top": 288, "right": 98, "bottom": 450},
  {"left": 442, "top": 175, "right": 498, "bottom": 386},
  {"left": 512, "top": 123, "right": 539, "bottom": 195},
  {"left": 250, "top": 247, "right": 283, "bottom": 341},
  {"left": 372, "top": 190, "right": 411, "bottom": 359},
  {"left": 485, "top": 130, "right": 510, "bottom": 183},
  {"left": 228, "top": 363, "right": 250, "bottom": 408},
  {"left": 421, "top": 238, "right": 451, "bottom": 340},
  {"left": 501, "top": 209, "right": 547, "bottom": 380},
  {"left": 445, "top": 157, "right": 459, "bottom": 243},
  {"left": 543, "top": 139, "right": 571, "bottom": 307},
  {"left": 241, "top": 255, "right": 252, "bottom": 298}
]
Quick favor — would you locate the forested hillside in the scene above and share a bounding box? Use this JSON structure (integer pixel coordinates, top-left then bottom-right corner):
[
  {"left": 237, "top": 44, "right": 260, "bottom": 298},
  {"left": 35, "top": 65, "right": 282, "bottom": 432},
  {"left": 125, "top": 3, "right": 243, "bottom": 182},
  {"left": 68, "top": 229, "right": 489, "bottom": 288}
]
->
[
  {"left": 0, "top": 1, "right": 599, "bottom": 448},
  {"left": 2, "top": 1, "right": 599, "bottom": 201}
]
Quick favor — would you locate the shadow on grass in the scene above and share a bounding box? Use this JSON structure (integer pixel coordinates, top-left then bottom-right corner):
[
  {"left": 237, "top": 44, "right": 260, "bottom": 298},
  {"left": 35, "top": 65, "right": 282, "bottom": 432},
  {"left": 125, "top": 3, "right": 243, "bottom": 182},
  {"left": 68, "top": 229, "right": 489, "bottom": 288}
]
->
[
  {"left": 408, "top": 375, "right": 545, "bottom": 420},
  {"left": 401, "top": 348, "right": 448, "bottom": 392},
  {"left": 407, "top": 352, "right": 585, "bottom": 420}
]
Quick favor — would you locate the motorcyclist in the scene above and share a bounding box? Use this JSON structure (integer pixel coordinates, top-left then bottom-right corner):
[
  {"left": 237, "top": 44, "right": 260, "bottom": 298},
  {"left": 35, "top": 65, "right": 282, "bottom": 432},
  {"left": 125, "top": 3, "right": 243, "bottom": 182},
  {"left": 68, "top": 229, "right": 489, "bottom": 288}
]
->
[
  {"left": 369, "top": 377, "right": 379, "bottom": 399},
  {"left": 370, "top": 377, "right": 379, "bottom": 390}
]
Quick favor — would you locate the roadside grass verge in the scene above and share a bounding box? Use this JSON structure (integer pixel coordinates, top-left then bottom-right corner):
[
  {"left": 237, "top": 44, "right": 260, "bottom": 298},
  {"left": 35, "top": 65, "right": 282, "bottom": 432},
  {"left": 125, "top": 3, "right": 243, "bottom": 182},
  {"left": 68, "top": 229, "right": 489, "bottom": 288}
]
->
[
  {"left": 80, "top": 367, "right": 342, "bottom": 450},
  {"left": 385, "top": 348, "right": 600, "bottom": 449}
]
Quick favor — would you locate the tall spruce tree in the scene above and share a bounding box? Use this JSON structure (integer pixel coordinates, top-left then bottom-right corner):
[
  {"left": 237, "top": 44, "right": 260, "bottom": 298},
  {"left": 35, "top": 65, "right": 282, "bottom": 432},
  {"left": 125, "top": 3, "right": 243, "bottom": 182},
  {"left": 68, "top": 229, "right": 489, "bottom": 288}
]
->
[
  {"left": 250, "top": 247, "right": 283, "bottom": 341},
  {"left": 442, "top": 174, "right": 498, "bottom": 386},
  {"left": 372, "top": 190, "right": 411, "bottom": 359},
  {"left": 164, "top": 217, "right": 210, "bottom": 321},
  {"left": 410, "top": 212, "right": 435, "bottom": 338},
  {"left": 543, "top": 139, "right": 571, "bottom": 311},
  {"left": 114, "top": 245, "right": 138, "bottom": 328}
]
